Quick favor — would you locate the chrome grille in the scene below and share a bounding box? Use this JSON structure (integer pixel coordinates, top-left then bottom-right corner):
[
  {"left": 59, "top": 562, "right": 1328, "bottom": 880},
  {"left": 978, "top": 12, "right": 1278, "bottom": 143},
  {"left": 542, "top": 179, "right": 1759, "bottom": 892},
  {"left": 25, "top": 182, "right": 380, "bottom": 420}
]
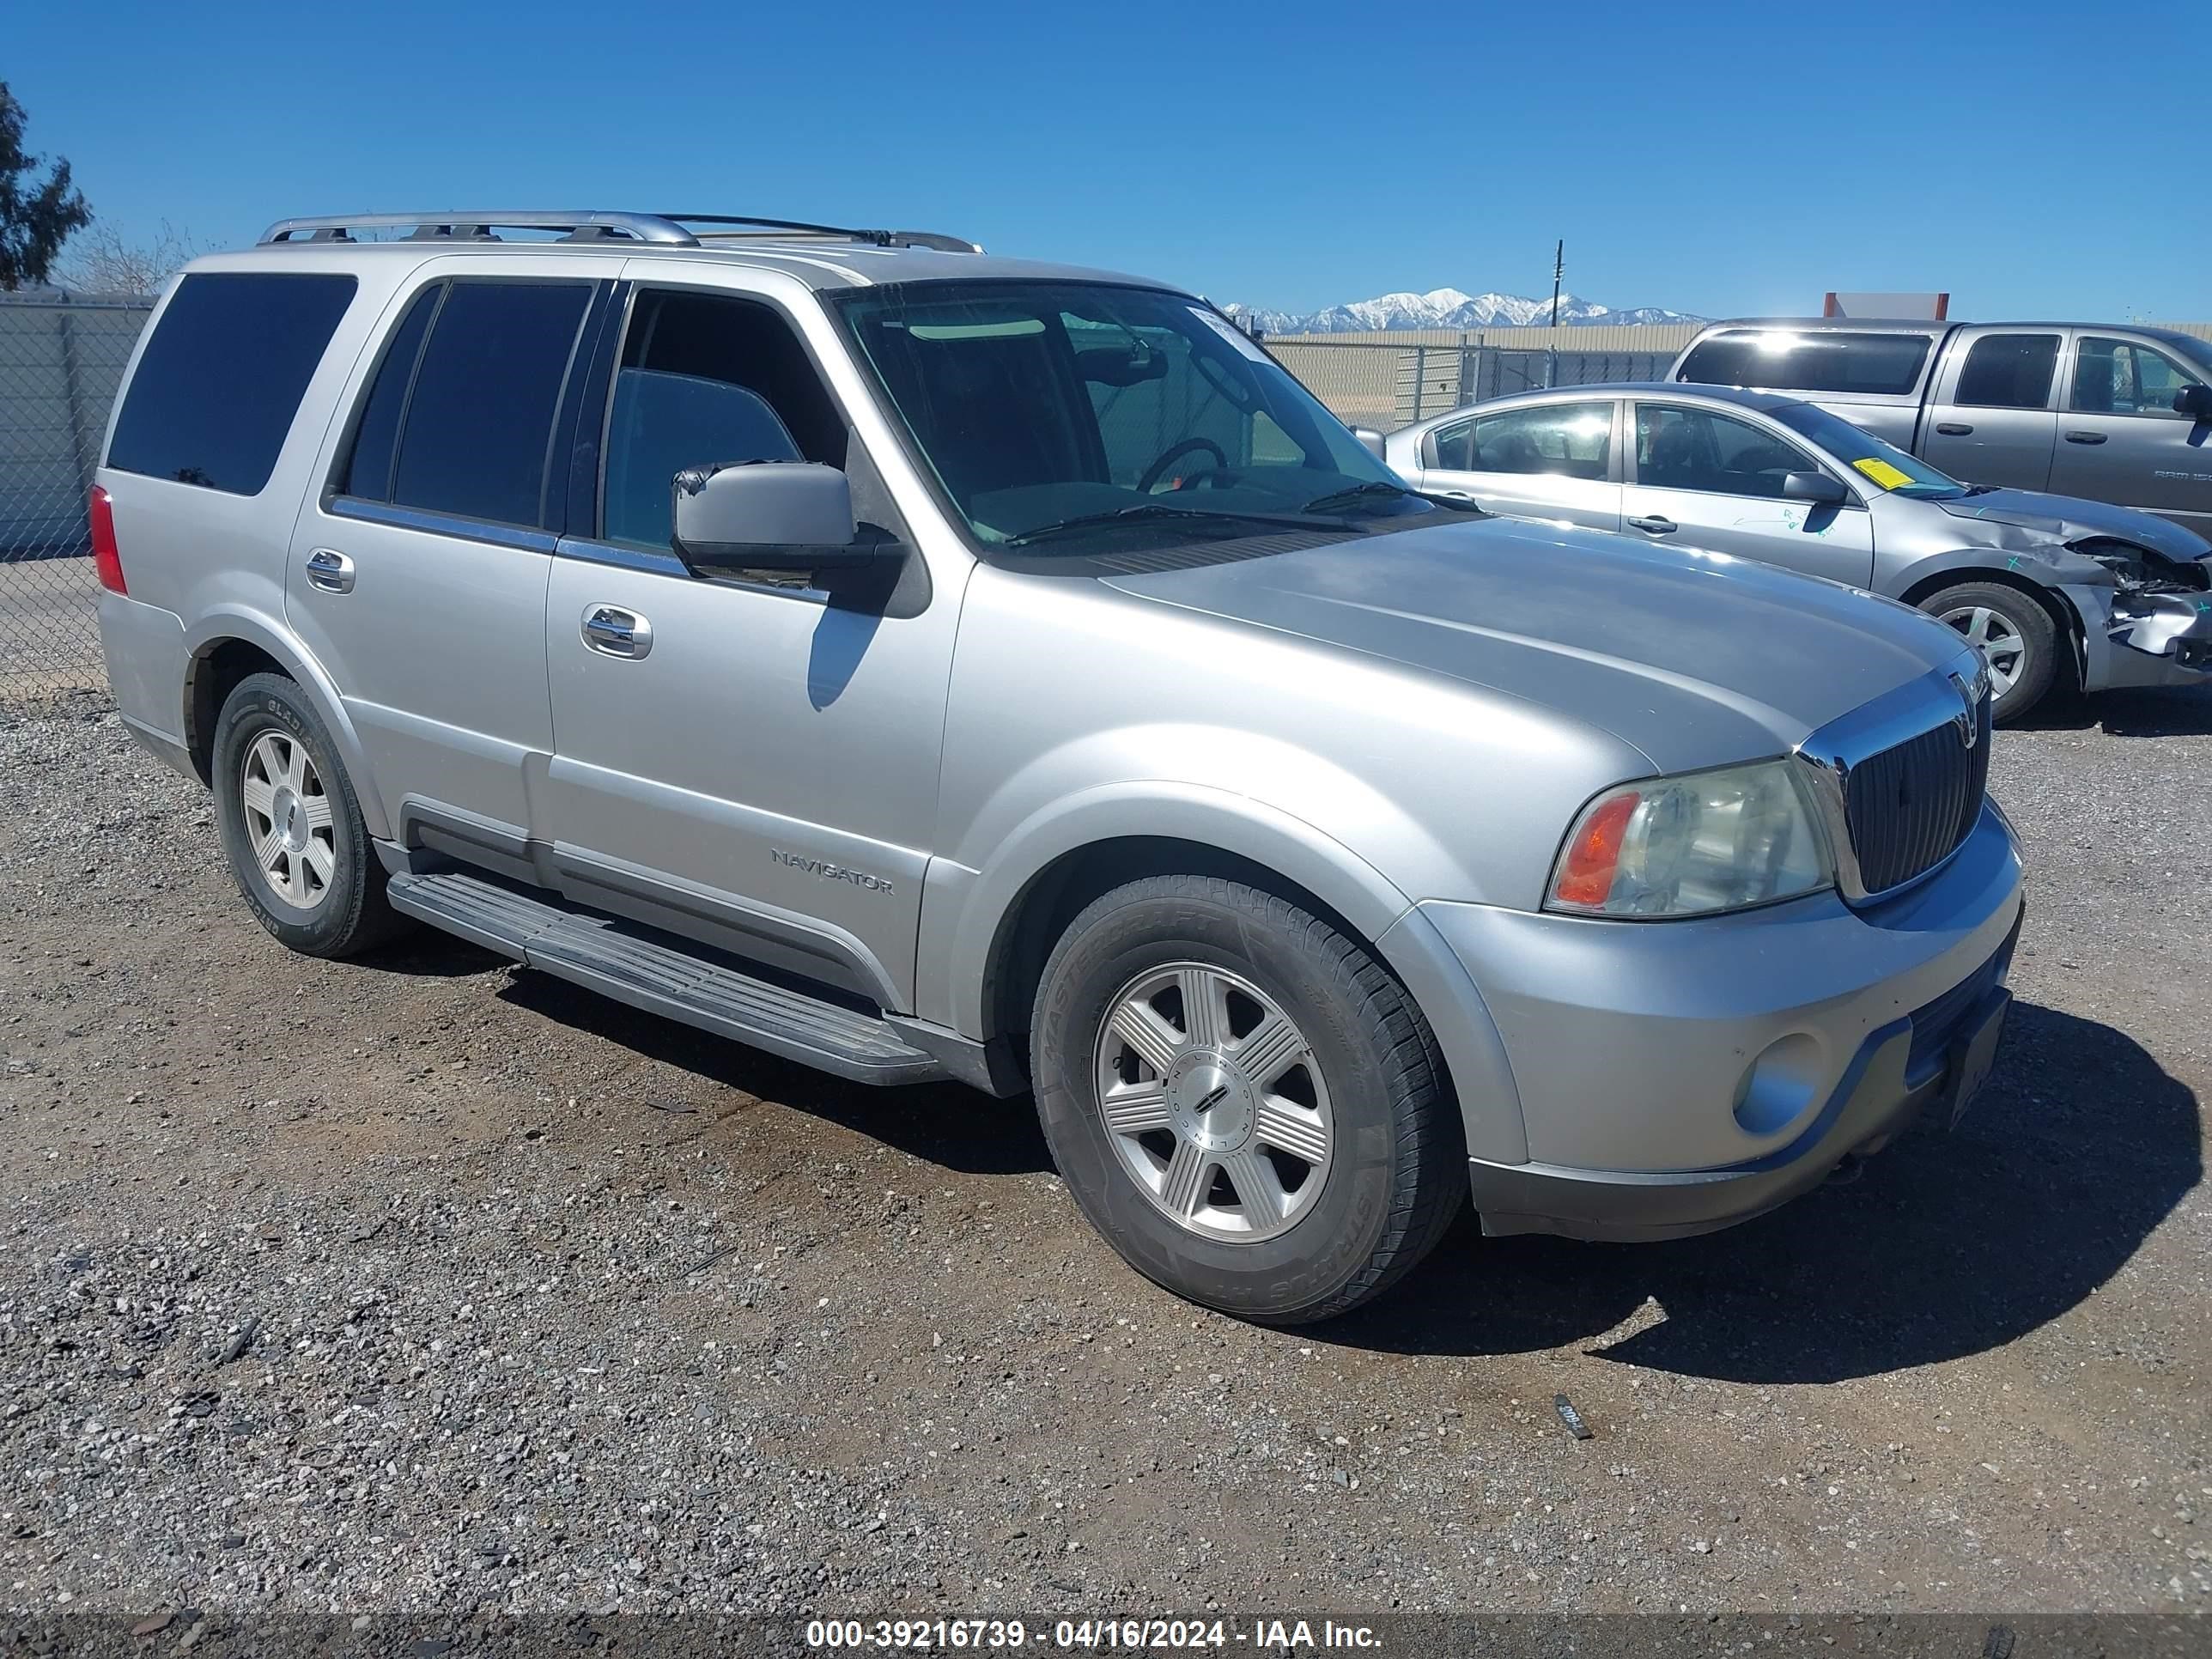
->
[{"left": 1842, "top": 693, "right": 1990, "bottom": 896}]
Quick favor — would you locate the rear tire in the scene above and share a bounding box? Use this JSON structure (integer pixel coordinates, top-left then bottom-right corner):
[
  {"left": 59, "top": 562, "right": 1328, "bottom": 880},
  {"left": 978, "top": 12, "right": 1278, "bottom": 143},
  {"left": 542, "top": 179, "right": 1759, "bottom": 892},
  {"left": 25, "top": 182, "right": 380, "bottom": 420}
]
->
[
  {"left": 1030, "top": 874, "right": 1464, "bottom": 1325},
  {"left": 211, "top": 672, "right": 410, "bottom": 958},
  {"left": 1922, "top": 580, "right": 2057, "bottom": 723}
]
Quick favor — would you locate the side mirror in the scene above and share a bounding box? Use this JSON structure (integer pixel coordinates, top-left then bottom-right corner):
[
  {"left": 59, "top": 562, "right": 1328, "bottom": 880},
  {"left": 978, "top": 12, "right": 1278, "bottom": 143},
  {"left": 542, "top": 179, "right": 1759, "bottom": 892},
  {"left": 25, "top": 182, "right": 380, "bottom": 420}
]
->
[
  {"left": 1351, "top": 427, "right": 1387, "bottom": 460},
  {"left": 671, "top": 461, "right": 886, "bottom": 574},
  {"left": 2172, "top": 383, "right": 2212, "bottom": 422},
  {"left": 1782, "top": 470, "right": 1850, "bottom": 506}
]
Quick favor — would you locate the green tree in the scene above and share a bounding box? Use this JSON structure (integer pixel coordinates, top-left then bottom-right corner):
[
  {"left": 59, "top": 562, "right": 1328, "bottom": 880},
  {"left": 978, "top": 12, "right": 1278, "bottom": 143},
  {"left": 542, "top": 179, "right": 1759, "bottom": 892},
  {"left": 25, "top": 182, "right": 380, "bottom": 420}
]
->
[{"left": 0, "top": 83, "right": 92, "bottom": 290}]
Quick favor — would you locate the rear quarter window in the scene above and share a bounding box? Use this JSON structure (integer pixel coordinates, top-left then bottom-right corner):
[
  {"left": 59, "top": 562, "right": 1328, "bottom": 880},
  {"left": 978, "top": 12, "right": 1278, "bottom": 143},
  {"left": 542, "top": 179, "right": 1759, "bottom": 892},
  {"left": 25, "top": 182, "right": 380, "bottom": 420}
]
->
[
  {"left": 1678, "top": 331, "right": 1933, "bottom": 398},
  {"left": 106, "top": 271, "right": 357, "bottom": 495}
]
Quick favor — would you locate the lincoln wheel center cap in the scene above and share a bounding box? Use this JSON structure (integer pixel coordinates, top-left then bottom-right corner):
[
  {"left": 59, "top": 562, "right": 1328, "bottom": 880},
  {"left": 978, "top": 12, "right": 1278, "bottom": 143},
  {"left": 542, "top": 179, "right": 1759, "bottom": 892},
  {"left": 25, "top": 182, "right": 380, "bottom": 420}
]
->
[
  {"left": 270, "top": 786, "right": 308, "bottom": 853},
  {"left": 1164, "top": 1050, "right": 1256, "bottom": 1152}
]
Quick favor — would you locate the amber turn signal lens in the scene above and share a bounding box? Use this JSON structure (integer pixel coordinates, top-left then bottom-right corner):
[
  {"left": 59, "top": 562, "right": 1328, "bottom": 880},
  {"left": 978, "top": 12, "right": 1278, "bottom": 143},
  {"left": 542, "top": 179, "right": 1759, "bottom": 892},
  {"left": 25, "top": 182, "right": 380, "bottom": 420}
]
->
[{"left": 1552, "top": 791, "right": 1640, "bottom": 909}]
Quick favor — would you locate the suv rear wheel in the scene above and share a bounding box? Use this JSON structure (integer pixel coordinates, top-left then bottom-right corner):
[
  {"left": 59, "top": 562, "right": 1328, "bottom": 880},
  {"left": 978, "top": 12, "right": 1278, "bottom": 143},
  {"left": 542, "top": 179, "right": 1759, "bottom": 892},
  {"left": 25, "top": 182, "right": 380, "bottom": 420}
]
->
[
  {"left": 1923, "top": 581, "right": 2057, "bottom": 723},
  {"left": 211, "top": 672, "right": 409, "bottom": 957},
  {"left": 1030, "top": 874, "right": 1464, "bottom": 1324}
]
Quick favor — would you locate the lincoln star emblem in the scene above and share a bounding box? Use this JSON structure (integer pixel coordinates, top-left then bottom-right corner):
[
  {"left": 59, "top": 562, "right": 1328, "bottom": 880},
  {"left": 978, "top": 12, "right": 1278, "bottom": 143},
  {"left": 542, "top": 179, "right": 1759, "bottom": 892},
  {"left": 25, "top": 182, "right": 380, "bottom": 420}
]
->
[{"left": 1948, "top": 672, "right": 1982, "bottom": 750}]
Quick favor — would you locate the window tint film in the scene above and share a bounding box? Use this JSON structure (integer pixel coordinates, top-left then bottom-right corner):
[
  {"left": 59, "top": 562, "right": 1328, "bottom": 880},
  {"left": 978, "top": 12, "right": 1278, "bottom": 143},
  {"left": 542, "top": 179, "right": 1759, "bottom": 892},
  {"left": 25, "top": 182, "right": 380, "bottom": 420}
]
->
[
  {"left": 1677, "top": 330, "right": 1932, "bottom": 397},
  {"left": 2071, "top": 337, "right": 2199, "bottom": 416},
  {"left": 392, "top": 282, "right": 592, "bottom": 526},
  {"left": 107, "top": 272, "right": 357, "bottom": 495},
  {"left": 337, "top": 284, "right": 441, "bottom": 501},
  {"left": 1954, "top": 333, "right": 2059, "bottom": 409},
  {"left": 1463, "top": 402, "right": 1611, "bottom": 478},
  {"left": 1635, "top": 405, "right": 1817, "bottom": 499}
]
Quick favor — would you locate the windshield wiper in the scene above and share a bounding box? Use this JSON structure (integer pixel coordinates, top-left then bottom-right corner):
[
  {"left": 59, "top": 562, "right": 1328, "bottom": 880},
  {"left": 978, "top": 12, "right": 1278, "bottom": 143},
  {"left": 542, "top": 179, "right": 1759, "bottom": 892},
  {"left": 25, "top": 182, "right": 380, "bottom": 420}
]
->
[
  {"left": 1003, "top": 502, "right": 1345, "bottom": 548},
  {"left": 1299, "top": 480, "right": 1482, "bottom": 515}
]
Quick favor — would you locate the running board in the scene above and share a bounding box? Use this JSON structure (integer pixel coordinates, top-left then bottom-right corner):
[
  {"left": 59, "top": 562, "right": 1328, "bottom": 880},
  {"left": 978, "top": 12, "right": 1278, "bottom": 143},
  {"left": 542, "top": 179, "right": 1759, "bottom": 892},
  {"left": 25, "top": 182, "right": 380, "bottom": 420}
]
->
[{"left": 386, "top": 870, "right": 945, "bottom": 1085}]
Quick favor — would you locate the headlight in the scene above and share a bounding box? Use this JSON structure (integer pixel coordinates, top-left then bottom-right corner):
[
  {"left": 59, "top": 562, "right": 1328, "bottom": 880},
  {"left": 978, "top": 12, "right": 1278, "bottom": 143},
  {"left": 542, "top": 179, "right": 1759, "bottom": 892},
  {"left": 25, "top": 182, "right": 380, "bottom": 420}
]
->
[{"left": 1545, "top": 760, "right": 1833, "bottom": 919}]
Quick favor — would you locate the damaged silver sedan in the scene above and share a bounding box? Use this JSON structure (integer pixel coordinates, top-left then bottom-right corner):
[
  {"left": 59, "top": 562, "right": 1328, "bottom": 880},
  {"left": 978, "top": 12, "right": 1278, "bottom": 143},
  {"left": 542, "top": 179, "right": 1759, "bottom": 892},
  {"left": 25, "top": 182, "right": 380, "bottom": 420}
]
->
[{"left": 1388, "top": 383, "right": 2212, "bottom": 721}]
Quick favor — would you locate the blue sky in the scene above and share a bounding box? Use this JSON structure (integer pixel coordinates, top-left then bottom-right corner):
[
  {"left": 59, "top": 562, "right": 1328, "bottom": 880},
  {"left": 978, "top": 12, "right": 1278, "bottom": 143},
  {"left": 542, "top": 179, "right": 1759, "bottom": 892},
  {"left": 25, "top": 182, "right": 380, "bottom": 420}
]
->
[{"left": 9, "top": 0, "right": 2209, "bottom": 319}]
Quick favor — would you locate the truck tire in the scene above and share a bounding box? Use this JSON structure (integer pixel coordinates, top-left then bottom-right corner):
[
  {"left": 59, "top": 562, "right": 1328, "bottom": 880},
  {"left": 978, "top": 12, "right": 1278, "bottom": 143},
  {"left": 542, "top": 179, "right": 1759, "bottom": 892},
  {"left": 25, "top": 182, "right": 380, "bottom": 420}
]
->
[
  {"left": 1921, "top": 581, "right": 2057, "bottom": 723},
  {"left": 1030, "top": 874, "right": 1465, "bottom": 1325},
  {"left": 211, "top": 672, "right": 410, "bottom": 958}
]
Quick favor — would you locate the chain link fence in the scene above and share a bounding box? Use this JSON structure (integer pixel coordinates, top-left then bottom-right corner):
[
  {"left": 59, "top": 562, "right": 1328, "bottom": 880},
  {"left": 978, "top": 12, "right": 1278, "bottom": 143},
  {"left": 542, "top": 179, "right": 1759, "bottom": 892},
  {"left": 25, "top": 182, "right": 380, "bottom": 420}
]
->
[
  {"left": 1, "top": 295, "right": 152, "bottom": 695},
  {"left": 1262, "top": 336, "right": 1680, "bottom": 431}
]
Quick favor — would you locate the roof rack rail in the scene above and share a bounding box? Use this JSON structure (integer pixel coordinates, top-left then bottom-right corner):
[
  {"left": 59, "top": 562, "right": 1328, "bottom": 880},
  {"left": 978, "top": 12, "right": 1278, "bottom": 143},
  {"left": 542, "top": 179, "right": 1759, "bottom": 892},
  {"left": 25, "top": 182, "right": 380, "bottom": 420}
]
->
[
  {"left": 259, "top": 211, "right": 699, "bottom": 246},
  {"left": 257, "top": 211, "right": 981, "bottom": 254},
  {"left": 661, "top": 215, "right": 982, "bottom": 254}
]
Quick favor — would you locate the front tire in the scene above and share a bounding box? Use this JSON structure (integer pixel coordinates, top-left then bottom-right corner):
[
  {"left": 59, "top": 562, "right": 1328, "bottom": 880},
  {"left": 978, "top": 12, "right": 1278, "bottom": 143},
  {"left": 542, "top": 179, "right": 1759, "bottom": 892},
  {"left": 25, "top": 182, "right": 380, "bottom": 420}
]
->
[
  {"left": 1923, "top": 580, "right": 2057, "bottom": 723},
  {"left": 1030, "top": 874, "right": 1464, "bottom": 1325},
  {"left": 211, "top": 672, "right": 409, "bottom": 958}
]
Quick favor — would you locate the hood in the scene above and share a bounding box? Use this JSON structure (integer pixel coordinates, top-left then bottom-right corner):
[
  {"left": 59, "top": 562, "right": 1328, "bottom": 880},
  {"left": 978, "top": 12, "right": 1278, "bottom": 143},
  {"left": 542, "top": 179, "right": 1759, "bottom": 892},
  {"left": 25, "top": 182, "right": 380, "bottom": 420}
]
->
[
  {"left": 1932, "top": 488, "right": 2212, "bottom": 567},
  {"left": 1104, "top": 515, "right": 1974, "bottom": 774}
]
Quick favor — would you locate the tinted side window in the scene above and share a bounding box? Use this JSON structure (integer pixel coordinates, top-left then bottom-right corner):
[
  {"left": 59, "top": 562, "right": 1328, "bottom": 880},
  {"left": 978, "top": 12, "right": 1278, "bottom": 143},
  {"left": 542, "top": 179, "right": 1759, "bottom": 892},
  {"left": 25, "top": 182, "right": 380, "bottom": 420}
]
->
[
  {"left": 1636, "top": 404, "right": 1816, "bottom": 499},
  {"left": 2071, "top": 337, "right": 2200, "bottom": 416},
  {"left": 1678, "top": 331, "right": 1931, "bottom": 397},
  {"left": 1954, "top": 334, "right": 2059, "bottom": 409},
  {"left": 1467, "top": 402, "right": 1611, "bottom": 479},
  {"left": 107, "top": 272, "right": 357, "bottom": 495},
  {"left": 1429, "top": 419, "right": 1474, "bottom": 470},
  {"left": 392, "top": 282, "right": 593, "bottom": 526},
  {"left": 337, "top": 285, "right": 441, "bottom": 501},
  {"left": 605, "top": 372, "right": 800, "bottom": 548}
]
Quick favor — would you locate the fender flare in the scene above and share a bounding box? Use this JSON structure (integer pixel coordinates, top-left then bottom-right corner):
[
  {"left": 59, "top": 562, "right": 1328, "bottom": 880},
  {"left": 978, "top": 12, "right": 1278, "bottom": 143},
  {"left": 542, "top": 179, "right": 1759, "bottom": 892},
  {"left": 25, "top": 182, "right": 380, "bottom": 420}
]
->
[
  {"left": 943, "top": 781, "right": 1529, "bottom": 1164},
  {"left": 182, "top": 605, "right": 392, "bottom": 841}
]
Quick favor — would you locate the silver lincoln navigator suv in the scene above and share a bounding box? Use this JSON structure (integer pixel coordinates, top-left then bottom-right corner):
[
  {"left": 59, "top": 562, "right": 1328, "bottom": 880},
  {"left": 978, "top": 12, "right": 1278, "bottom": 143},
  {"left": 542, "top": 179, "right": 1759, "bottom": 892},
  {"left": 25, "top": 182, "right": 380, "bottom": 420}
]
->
[{"left": 92, "top": 210, "right": 2027, "bottom": 1324}]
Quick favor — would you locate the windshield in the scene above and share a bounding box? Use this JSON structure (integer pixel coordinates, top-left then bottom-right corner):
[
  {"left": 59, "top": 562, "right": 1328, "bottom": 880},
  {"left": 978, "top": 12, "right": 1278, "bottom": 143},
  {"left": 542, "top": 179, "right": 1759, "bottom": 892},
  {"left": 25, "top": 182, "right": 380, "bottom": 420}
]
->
[
  {"left": 832, "top": 281, "right": 1417, "bottom": 552},
  {"left": 1771, "top": 401, "right": 1969, "bottom": 500},
  {"left": 2169, "top": 333, "right": 2212, "bottom": 379}
]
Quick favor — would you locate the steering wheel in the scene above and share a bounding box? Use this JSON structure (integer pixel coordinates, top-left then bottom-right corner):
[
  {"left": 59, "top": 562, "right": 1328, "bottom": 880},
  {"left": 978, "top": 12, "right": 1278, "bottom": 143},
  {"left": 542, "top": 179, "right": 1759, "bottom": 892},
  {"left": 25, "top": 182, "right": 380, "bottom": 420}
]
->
[{"left": 1137, "top": 436, "right": 1229, "bottom": 494}]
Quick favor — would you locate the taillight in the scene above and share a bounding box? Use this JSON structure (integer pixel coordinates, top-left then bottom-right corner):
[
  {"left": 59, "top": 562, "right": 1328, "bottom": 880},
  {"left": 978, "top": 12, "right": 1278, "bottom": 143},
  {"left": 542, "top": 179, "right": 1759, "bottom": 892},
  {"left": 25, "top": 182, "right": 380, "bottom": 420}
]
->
[{"left": 89, "top": 485, "right": 126, "bottom": 595}]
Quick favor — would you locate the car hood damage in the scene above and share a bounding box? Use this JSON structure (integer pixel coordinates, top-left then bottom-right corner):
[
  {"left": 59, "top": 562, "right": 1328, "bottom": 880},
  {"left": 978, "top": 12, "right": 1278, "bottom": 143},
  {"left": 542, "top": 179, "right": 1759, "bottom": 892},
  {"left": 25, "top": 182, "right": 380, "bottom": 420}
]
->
[
  {"left": 1933, "top": 489, "right": 2212, "bottom": 591},
  {"left": 1106, "top": 515, "right": 1976, "bottom": 775}
]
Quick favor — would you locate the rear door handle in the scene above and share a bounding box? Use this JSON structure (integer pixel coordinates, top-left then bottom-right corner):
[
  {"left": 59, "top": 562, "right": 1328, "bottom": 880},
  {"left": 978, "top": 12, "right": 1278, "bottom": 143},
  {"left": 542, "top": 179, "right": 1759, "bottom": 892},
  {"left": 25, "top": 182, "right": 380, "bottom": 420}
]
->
[
  {"left": 1626, "top": 514, "right": 1677, "bottom": 534},
  {"left": 1935, "top": 422, "right": 1973, "bottom": 436},
  {"left": 303, "top": 547, "right": 355, "bottom": 593},
  {"left": 581, "top": 604, "right": 653, "bottom": 659},
  {"left": 2064, "top": 431, "right": 2108, "bottom": 445}
]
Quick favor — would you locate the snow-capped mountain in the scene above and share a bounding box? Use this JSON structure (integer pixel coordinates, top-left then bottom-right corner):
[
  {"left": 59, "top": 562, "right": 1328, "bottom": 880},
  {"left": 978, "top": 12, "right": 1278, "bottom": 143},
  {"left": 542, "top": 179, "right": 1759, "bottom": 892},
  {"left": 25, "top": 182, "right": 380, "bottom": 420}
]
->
[{"left": 1224, "top": 288, "right": 1701, "bottom": 335}]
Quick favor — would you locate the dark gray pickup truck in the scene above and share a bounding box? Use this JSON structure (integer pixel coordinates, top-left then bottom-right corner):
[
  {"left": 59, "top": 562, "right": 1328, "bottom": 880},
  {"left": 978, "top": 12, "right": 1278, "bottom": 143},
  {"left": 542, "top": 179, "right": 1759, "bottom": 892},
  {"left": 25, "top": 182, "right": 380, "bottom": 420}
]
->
[{"left": 1670, "top": 319, "right": 2212, "bottom": 534}]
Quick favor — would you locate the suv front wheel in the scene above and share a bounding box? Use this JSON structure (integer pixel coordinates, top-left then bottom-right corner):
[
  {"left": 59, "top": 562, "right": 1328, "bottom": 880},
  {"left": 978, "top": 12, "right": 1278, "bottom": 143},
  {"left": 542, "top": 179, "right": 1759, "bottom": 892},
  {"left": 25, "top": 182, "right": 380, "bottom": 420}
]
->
[
  {"left": 1030, "top": 874, "right": 1465, "bottom": 1324},
  {"left": 211, "top": 672, "right": 409, "bottom": 958}
]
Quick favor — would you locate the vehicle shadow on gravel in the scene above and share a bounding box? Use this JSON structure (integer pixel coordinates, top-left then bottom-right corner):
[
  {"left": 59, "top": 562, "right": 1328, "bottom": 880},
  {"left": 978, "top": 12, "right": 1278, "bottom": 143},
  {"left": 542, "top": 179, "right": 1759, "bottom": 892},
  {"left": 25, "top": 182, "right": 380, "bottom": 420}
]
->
[
  {"left": 1331, "top": 1000, "right": 2201, "bottom": 1384},
  {"left": 490, "top": 969, "right": 1054, "bottom": 1176},
  {"left": 2013, "top": 682, "right": 2212, "bottom": 738}
]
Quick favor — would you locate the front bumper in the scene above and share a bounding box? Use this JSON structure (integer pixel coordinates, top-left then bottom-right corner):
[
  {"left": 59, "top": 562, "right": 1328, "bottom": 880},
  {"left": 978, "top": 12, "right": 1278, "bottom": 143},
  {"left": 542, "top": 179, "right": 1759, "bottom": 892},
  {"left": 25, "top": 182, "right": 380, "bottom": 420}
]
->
[
  {"left": 2077, "top": 585, "right": 2212, "bottom": 692},
  {"left": 1423, "top": 800, "right": 2026, "bottom": 1242}
]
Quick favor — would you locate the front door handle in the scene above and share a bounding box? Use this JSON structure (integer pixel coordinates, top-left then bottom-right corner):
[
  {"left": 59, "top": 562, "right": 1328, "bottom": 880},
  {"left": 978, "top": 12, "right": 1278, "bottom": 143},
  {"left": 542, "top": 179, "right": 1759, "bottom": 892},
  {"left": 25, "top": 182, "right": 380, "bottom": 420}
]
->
[
  {"left": 2063, "top": 430, "right": 2108, "bottom": 445},
  {"left": 1626, "top": 514, "right": 1677, "bottom": 534},
  {"left": 303, "top": 547, "right": 355, "bottom": 593},
  {"left": 581, "top": 604, "right": 653, "bottom": 659},
  {"left": 1935, "top": 422, "right": 1973, "bottom": 436}
]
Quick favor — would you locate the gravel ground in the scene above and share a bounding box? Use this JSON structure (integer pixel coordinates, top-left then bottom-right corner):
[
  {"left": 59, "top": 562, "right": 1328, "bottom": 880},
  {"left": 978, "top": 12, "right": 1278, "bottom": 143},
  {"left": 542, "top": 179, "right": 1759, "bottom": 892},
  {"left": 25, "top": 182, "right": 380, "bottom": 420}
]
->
[{"left": 1, "top": 682, "right": 2207, "bottom": 1624}]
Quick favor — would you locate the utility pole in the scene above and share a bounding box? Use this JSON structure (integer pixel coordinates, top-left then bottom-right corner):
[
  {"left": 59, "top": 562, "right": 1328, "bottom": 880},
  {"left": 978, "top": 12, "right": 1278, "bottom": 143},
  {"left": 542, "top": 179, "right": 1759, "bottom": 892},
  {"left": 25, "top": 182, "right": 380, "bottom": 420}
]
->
[{"left": 1549, "top": 240, "right": 1565, "bottom": 330}]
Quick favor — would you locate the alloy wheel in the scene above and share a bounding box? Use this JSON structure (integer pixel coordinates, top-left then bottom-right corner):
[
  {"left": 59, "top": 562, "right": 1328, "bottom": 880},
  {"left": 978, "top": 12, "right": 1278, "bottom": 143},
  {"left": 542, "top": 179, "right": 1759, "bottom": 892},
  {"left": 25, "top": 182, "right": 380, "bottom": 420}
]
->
[
  {"left": 240, "top": 730, "right": 336, "bottom": 910},
  {"left": 1940, "top": 604, "right": 2027, "bottom": 698},
  {"left": 1092, "top": 962, "right": 1334, "bottom": 1243}
]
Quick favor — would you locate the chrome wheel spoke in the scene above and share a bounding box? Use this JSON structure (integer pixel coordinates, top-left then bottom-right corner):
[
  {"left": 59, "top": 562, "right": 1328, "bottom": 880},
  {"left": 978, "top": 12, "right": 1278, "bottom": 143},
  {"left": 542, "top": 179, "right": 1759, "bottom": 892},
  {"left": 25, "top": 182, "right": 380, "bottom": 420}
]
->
[
  {"left": 1218, "top": 1149, "right": 1285, "bottom": 1226},
  {"left": 281, "top": 849, "right": 311, "bottom": 907},
  {"left": 1158, "top": 1140, "right": 1210, "bottom": 1219},
  {"left": 1176, "top": 966, "right": 1227, "bottom": 1048},
  {"left": 303, "top": 836, "right": 337, "bottom": 884},
  {"left": 301, "top": 793, "right": 334, "bottom": 830},
  {"left": 281, "top": 737, "right": 308, "bottom": 793},
  {"left": 1231, "top": 1012, "right": 1304, "bottom": 1090},
  {"left": 240, "top": 775, "right": 277, "bottom": 820},
  {"left": 1254, "top": 1097, "right": 1329, "bottom": 1166},
  {"left": 1109, "top": 1000, "right": 1182, "bottom": 1077},
  {"left": 1101, "top": 1083, "right": 1172, "bottom": 1135}
]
